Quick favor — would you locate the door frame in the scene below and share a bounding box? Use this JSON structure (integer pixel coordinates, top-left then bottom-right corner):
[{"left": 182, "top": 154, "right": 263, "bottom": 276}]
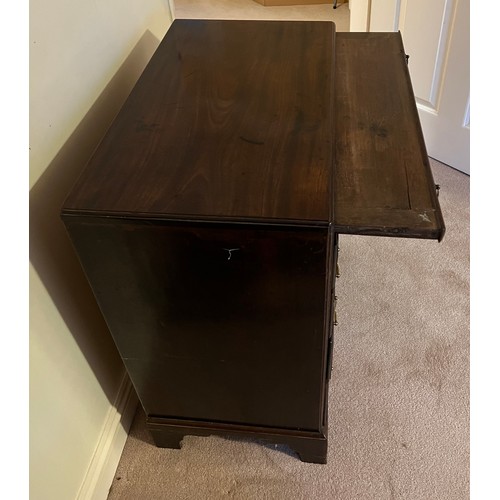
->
[
  {"left": 350, "top": 0, "right": 405, "bottom": 32},
  {"left": 349, "top": 0, "right": 371, "bottom": 31}
]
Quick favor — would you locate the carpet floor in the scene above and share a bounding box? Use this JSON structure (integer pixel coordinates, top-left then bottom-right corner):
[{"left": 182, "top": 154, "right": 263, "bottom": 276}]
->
[
  {"left": 107, "top": 154, "right": 469, "bottom": 500},
  {"left": 173, "top": 0, "right": 350, "bottom": 31}
]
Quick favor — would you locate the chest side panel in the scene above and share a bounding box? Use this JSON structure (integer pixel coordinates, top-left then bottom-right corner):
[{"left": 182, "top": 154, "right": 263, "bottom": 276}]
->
[{"left": 64, "top": 217, "right": 330, "bottom": 431}]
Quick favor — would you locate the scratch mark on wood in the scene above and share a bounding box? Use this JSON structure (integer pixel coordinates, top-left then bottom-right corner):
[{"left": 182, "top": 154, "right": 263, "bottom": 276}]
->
[
  {"left": 223, "top": 248, "right": 240, "bottom": 260},
  {"left": 240, "top": 136, "right": 264, "bottom": 145}
]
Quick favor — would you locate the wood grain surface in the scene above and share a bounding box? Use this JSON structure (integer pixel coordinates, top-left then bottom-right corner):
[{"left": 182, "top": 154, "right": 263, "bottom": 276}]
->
[
  {"left": 63, "top": 19, "right": 335, "bottom": 225},
  {"left": 333, "top": 32, "right": 445, "bottom": 240}
]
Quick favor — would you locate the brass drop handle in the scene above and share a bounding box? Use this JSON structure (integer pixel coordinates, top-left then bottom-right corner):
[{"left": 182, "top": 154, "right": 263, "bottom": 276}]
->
[
  {"left": 336, "top": 262, "right": 340, "bottom": 278},
  {"left": 435, "top": 184, "right": 440, "bottom": 197},
  {"left": 333, "top": 295, "right": 338, "bottom": 326}
]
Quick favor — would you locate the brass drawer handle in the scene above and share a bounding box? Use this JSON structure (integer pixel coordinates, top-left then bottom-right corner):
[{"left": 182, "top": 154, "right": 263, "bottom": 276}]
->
[
  {"left": 333, "top": 295, "right": 338, "bottom": 326},
  {"left": 336, "top": 262, "right": 340, "bottom": 278}
]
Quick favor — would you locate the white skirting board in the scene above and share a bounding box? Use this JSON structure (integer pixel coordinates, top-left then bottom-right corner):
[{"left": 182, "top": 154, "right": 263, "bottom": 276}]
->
[{"left": 76, "top": 371, "right": 138, "bottom": 500}]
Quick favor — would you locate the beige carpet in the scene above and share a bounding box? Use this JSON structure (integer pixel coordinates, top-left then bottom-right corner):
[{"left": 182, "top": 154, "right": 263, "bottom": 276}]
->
[
  {"left": 107, "top": 154, "right": 469, "bottom": 500},
  {"left": 174, "top": 0, "right": 350, "bottom": 31}
]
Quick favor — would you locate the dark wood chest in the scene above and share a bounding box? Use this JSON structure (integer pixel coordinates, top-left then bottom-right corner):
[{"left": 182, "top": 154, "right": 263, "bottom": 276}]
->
[{"left": 61, "top": 20, "right": 444, "bottom": 464}]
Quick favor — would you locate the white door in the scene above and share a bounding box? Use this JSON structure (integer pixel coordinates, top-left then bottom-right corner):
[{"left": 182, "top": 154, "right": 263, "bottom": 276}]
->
[{"left": 350, "top": 0, "right": 470, "bottom": 174}]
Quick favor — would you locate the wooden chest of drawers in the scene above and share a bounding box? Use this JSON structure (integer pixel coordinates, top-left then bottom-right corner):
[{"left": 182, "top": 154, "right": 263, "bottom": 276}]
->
[{"left": 61, "top": 20, "right": 444, "bottom": 464}]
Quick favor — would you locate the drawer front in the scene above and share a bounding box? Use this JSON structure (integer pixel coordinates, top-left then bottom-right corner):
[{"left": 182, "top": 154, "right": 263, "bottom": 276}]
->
[{"left": 65, "top": 217, "right": 330, "bottom": 432}]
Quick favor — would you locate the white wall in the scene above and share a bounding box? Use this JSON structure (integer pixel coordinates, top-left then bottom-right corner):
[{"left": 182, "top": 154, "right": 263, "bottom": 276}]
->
[
  {"left": 369, "top": 0, "right": 401, "bottom": 31},
  {"left": 29, "top": 1, "right": 173, "bottom": 499},
  {"left": 350, "top": 0, "right": 400, "bottom": 32},
  {"left": 349, "top": 0, "right": 370, "bottom": 31}
]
